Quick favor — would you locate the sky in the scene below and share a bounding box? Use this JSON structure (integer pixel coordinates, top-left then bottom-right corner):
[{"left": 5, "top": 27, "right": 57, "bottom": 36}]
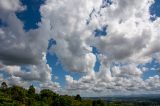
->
[{"left": 0, "top": 0, "right": 160, "bottom": 97}]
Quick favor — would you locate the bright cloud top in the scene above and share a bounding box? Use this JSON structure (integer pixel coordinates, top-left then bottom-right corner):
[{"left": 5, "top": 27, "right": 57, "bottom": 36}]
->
[{"left": 0, "top": 0, "right": 160, "bottom": 96}]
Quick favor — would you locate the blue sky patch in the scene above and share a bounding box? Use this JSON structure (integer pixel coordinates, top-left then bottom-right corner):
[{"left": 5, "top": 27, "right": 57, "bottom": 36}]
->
[
  {"left": 94, "top": 25, "right": 108, "bottom": 37},
  {"left": 92, "top": 46, "right": 101, "bottom": 72},
  {"left": 16, "top": 0, "right": 45, "bottom": 31},
  {"left": 149, "top": 0, "right": 160, "bottom": 21},
  {"left": 138, "top": 58, "right": 160, "bottom": 80}
]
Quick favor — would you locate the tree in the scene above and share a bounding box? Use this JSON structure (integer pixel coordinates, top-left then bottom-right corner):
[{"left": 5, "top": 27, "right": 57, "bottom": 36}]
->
[
  {"left": 40, "top": 89, "right": 56, "bottom": 98},
  {"left": 28, "top": 85, "right": 35, "bottom": 95},
  {"left": 92, "top": 100, "right": 105, "bottom": 106},
  {"left": 52, "top": 96, "right": 71, "bottom": 106},
  {"left": 75, "top": 94, "right": 81, "bottom": 101},
  {"left": 1, "top": 82, "right": 7, "bottom": 90},
  {"left": 40, "top": 89, "right": 58, "bottom": 105},
  {"left": 11, "top": 86, "right": 26, "bottom": 103}
]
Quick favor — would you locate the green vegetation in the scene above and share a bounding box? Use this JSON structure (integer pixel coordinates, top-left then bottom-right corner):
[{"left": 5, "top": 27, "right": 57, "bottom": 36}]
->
[
  {"left": 0, "top": 82, "right": 105, "bottom": 106},
  {"left": 0, "top": 82, "right": 160, "bottom": 106}
]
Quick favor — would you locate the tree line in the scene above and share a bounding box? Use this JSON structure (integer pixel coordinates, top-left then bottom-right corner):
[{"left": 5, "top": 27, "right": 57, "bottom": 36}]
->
[
  {"left": 1, "top": 82, "right": 159, "bottom": 106},
  {"left": 0, "top": 82, "right": 106, "bottom": 106}
]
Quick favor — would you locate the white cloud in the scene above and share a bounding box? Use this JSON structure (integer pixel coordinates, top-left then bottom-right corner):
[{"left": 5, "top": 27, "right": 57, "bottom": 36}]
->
[
  {"left": 0, "top": 0, "right": 24, "bottom": 12},
  {"left": 112, "top": 64, "right": 143, "bottom": 78},
  {"left": 40, "top": 0, "right": 101, "bottom": 72},
  {"left": 1, "top": 0, "right": 160, "bottom": 96},
  {"left": 39, "top": 0, "right": 160, "bottom": 96},
  {"left": 0, "top": 53, "right": 60, "bottom": 92},
  {"left": 0, "top": 0, "right": 60, "bottom": 91}
]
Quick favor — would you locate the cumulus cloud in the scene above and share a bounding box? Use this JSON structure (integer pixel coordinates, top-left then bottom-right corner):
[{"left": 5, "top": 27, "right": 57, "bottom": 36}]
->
[
  {"left": 1, "top": 0, "right": 160, "bottom": 96},
  {"left": 41, "top": 0, "right": 160, "bottom": 96},
  {"left": 0, "top": 0, "right": 59, "bottom": 91},
  {"left": 0, "top": 0, "right": 24, "bottom": 11},
  {"left": 3, "top": 54, "right": 51, "bottom": 82},
  {"left": 0, "top": 0, "right": 55, "bottom": 66},
  {"left": 0, "top": 53, "right": 60, "bottom": 91},
  {"left": 0, "top": 1, "right": 37, "bottom": 65},
  {"left": 89, "top": 0, "right": 156, "bottom": 63},
  {"left": 41, "top": 0, "right": 101, "bottom": 72}
]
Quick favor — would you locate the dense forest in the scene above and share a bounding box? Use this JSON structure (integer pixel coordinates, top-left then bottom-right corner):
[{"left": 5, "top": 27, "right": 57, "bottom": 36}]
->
[{"left": 0, "top": 82, "right": 160, "bottom": 106}]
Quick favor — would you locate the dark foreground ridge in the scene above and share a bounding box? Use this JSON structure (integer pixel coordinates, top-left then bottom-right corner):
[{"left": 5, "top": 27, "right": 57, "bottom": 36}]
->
[{"left": 0, "top": 82, "right": 160, "bottom": 106}]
